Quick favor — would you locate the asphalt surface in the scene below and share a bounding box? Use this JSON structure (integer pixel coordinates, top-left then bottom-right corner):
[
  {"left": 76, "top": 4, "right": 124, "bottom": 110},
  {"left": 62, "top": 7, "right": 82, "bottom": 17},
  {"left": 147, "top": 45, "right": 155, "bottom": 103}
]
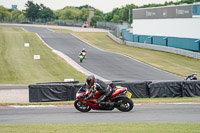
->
[
  {"left": 0, "top": 104, "right": 200, "bottom": 124},
  {"left": 0, "top": 85, "right": 28, "bottom": 89},
  {"left": 22, "top": 26, "right": 183, "bottom": 82}
]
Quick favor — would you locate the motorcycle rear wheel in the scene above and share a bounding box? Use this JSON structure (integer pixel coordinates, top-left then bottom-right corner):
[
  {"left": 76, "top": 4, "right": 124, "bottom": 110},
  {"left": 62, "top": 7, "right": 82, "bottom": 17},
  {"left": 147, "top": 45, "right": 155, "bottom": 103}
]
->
[
  {"left": 115, "top": 97, "right": 134, "bottom": 112},
  {"left": 74, "top": 99, "right": 91, "bottom": 112}
]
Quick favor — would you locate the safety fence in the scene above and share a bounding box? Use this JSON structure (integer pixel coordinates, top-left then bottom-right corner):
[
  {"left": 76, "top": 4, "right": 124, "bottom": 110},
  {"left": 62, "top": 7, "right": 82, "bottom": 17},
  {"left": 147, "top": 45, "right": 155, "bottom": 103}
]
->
[
  {"left": 122, "top": 29, "right": 200, "bottom": 52},
  {"left": 29, "top": 80, "right": 200, "bottom": 102},
  {"left": 108, "top": 32, "right": 200, "bottom": 60},
  {"left": 0, "top": 18, "right": 85, "bottom": 27}
]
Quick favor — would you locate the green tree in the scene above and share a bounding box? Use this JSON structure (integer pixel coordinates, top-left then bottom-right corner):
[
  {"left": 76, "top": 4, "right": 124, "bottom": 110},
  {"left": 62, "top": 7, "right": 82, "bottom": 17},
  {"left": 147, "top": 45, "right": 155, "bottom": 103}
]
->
[
  {"left": 80, "top": 8, "right": 89, "bottom": 21},
  {"left": 104, "top": 12, "right": 112, "bottom": 22},
  {"left": 94, "top": 9, "right": 104, "bottom": 17},
  {"left": 108, "top": 4, "right": 138, "bottom": 23},
  {"left": 90, "top": 15, "right": 104, "bottom": 26},
  {"left": 54, "top": 10, "right": 60, "bottom": 19},
  {"left": 110, "top": 14, "right": 120, "bottom": 23},
  {"left": 18, "top": 13, "right": 25, "bottom": 20},
  {"left": 118, "top": 8, "right": 126, "bottom": 21},
  {"left": 59, "top": 7, "right": 80, "bottom": 20},
  {"left": 38, "top": 4, "right": 54, "bottom": 20},
  {"left": 0, "top": 6, "right": 11, "bottom": 20},
  {"left": 25, "top": 1, "right": 40, "bottom": 21},
  {"left": 181, "top": 0, "right": 194, "bottom": 4},
  {"left": 90, "top": 9, "right": 104, "bottom": 26},
  {"left": 11, "top": 10, "right": 24, "bottom": 20},
  {"left": 77, "top": 5, "right": 91, "bottom": 10}
]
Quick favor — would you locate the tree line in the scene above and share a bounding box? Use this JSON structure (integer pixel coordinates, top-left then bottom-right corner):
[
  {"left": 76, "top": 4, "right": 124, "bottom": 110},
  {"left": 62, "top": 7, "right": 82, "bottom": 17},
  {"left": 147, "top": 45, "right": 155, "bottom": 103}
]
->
[{"left": 0, "top": 0, "right": 199, "bottom": 26}]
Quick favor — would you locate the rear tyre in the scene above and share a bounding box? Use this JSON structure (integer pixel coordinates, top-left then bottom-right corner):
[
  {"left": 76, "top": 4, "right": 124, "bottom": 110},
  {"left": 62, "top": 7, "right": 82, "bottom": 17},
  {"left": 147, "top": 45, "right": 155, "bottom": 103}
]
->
[
  {"left": 115, "top": 97, "right": 134, "bottom": 112},
  {"left": 74, "top": 100, "right": 91, "bottom": 112}
]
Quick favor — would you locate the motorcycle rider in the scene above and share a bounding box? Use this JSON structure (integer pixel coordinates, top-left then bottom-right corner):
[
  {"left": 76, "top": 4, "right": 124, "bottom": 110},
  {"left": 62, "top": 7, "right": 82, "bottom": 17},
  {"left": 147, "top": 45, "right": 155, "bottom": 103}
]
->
[
  {"left": 82, "top": 48, "right": 86, "bottom": 53},
  {"left": 79, "top": 48, "right": 86, "bottom": 57},
  {"left": 185, "top": 73, "right": 197, "bottom": 80},
  {"left": 83, "top": 75, "right": 117, "bottom": 108}
]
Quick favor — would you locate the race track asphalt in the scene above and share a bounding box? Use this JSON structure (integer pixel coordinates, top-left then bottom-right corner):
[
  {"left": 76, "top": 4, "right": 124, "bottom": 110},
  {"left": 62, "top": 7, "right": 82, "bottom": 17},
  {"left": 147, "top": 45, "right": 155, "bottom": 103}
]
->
[
  {"left": 22, "top": 26, "right": 183, "bottom": 82},
  {"left": 0, "top": 104, "right": 200, "bottom": 124}
]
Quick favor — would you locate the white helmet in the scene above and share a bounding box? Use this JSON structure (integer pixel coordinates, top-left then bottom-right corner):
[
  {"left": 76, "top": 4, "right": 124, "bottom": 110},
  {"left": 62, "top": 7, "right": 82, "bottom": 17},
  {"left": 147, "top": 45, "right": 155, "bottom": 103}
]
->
[{"left": 193, "top": 73, "right": 197, "bottom": 77}]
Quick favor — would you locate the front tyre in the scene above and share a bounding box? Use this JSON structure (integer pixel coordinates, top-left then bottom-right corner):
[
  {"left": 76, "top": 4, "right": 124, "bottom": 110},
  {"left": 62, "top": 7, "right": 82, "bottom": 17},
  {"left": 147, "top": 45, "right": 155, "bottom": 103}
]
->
[
  {"left": 74, "top": 99, "right": 91, "bottom": 112},
  {"left": 115, "top": 97, "right": 134, "bottom": 112}
]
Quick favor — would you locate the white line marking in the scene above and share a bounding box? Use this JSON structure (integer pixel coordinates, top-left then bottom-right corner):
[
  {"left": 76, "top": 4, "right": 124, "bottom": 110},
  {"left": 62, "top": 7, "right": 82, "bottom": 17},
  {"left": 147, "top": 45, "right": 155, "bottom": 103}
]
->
[{"left": 11, "top": 105, "right": 57, "bottom": 108}]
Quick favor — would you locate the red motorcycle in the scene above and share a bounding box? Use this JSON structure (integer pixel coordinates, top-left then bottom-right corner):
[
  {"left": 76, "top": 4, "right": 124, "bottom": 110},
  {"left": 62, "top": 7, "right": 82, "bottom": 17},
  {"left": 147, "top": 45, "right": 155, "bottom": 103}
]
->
[{"left": 74, "top": 85, "right": 134, "bottom": 112}]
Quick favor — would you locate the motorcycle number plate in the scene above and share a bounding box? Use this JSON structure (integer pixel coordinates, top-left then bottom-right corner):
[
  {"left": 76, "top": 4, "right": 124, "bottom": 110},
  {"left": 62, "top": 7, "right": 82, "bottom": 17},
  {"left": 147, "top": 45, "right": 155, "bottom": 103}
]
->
[{"left": 126, "top": 91, "right": 132, "bottom": 98}]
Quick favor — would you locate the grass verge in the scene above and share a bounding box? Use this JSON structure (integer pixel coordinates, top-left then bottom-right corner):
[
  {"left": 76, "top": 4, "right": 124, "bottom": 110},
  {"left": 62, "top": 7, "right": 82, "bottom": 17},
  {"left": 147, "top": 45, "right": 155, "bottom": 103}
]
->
[
  {"left": 0, "top": 123, "right": 200, "bottom": 133},
  {"left": 0, "top": 26, "right": 86, "bottom": 84}
]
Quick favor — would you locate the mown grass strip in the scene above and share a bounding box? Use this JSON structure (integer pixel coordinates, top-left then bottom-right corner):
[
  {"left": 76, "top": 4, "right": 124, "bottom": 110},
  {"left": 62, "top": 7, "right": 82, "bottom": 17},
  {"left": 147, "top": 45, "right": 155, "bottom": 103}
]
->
[
  {"left": 0, "top": 123, "right": 200, "bottom": 133},
  {"left": 0, "top": 26, "right": 87, "bottom": 84}
]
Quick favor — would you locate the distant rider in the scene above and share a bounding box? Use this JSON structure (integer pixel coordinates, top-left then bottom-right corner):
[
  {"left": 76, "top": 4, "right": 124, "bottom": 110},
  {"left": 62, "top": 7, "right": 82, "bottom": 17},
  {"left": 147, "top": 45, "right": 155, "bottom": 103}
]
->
[
  {"left": 82, "top": 48, "right": 86, "bottom": 53},
  {"left": 79, "top": 48, "right": 86, "bottom": 57},
  {"left": 185, "top": 73, "right": 197, "bottom": 80}
]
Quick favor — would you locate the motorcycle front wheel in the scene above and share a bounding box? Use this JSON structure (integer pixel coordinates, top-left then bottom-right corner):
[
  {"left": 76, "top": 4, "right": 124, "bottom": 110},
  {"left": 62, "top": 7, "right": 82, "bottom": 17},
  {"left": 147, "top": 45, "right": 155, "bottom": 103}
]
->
[
  {"left": 115, "top": 97, "right": 134, "bottom": 112},
  {"left": 74, "top": 99, "right": 91, "bottom": 112}
]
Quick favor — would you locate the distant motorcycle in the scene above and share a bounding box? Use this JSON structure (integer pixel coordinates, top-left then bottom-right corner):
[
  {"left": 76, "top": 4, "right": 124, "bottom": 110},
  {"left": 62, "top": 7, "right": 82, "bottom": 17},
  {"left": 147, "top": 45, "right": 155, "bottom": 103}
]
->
[
  {"left": 185, "top": 73, "right": 197, "bottom": 80},
  {"left": 74, "top": 85, "right": 134, "bottom": 112},
  {"left": 78, "top": 51, "right": 86, "bottom": 63},
  {"left": 79, "top": 55, "right": 84, "bottom": 63}
]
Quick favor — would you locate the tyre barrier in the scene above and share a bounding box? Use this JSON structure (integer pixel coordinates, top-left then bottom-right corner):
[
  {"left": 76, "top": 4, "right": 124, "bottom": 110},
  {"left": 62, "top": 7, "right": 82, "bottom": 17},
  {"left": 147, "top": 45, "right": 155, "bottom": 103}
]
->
[{"left": 29, "top": 80, "right": 200, "bottom": 102}]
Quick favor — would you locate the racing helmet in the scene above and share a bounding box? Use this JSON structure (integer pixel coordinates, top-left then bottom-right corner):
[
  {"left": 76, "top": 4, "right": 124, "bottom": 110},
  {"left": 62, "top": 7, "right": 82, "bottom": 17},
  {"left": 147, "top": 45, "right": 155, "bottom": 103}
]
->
[
  {"left": 193, "top": 73, "right": 197, "bottom": 77},
  {"left": 86, "top": 75, "right": 95, "bottom": 87}
]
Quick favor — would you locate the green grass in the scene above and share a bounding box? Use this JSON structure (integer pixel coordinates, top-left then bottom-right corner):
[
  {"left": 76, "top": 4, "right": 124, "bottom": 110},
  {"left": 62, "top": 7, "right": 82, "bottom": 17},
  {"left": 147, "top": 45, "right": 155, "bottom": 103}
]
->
[
  {"left": 0, "top": 26, "right": 87, "bottom": 84},
  {"left": 0, "top": 123, "right": 200, "bottom": 133}
]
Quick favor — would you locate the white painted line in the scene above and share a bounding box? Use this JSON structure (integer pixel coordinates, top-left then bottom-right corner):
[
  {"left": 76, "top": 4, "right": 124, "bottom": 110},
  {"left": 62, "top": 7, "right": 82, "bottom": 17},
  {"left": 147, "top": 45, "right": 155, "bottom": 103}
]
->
[
  {"left": 47, "top": 28, "right": 55, "bottom": 32},
  {"left": 168, "top": 102, "right": 200, "bottom": 105},
  {"left": 11, "top": 105, "right": 57, "bottom": 108}
]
